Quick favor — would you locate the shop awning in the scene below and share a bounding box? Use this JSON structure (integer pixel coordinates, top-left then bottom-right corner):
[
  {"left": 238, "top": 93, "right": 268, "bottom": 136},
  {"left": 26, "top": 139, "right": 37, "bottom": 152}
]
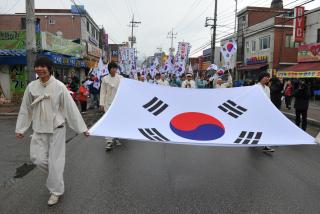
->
[
  {"left": 0, "top": 49, "right": 26, "bottom": 56},
  {"left": 281, "top": 62, "right": 320, "bottom": 72},
  {"left": 277, "top": 62, "right": 320, "bottom": 78},
  {"left": 0, "top": 49, "right": 26, "bottom": 65},
  {"left": 238, "top": 64, "right": 268, "bottom": 71}
]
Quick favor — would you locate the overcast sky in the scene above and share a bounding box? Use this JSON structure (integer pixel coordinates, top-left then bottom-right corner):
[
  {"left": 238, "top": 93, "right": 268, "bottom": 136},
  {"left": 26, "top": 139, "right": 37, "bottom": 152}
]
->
[{"left": 1, "top": 0, "right": 319, "bottom": 59}]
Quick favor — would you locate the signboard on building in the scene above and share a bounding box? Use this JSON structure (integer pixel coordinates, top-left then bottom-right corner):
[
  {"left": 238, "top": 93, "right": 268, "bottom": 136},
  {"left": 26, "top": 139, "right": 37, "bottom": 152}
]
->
[
  {"left": 0, "top": 31, "right": 41, "bottom": 49},
  {"left": 71, "top": 5, "right": 85, "bottom": 14},
  {"left": 277, "top": 71, "right": 320, "bottom": 78},
  {"left": 9, "top": 65, "right": 27, "bottom": 94},
  {"left": 41, "top": 32, "right": 85, "bottom": 57},
  {"left": 293, "top": 6, "right": 305, "bottom": 42},
  {"left": 89, "top": 36, "right": 98, "bottom": 46},
  {"left": 87, "top": 43, "right": 102, "bottom": 58},
  {"left": 43, "top": 52, "right": 86, "bottom": 68},
  {"left": 246, "top": 56, "right": 268, "bottom": 65},
  {"left": 298, "top": 43, "right": 320, "bottom": 62}
]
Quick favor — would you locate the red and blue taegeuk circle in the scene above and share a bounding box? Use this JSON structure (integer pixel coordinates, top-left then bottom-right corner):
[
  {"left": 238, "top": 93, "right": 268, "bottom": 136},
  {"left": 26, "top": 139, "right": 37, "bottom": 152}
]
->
[{"left": 170, "top": 112, "right": 225, "bottom": 141}]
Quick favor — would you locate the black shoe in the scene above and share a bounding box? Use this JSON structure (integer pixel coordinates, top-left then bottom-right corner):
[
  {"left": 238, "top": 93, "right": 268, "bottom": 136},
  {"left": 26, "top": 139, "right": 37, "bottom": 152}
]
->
[
  {"left": 105, "top": 141, "right": 113, "bottom": 152},
  {"left": 262, "top": 146, "right": 275, "bottom": 152}
]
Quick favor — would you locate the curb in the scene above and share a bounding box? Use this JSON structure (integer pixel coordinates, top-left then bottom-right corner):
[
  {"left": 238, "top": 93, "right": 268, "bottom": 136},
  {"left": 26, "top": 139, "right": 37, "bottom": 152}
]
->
[{"left": 282, "top": 111, "right": 320, "bottom": 127}]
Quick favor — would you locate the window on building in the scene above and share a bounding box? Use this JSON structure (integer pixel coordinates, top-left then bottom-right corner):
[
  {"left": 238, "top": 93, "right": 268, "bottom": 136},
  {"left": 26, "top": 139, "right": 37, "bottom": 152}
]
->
[
  {"left": 87, "top": 21, "right": 90, "bottom": 32},
  {"left": 48, "top": 19, "right": 55, "bottom": 25},
  {"left": 259, "top": 36, "right": 270, "bottom": 50},
  {"left": 96, "top": 30, "right": 99, "bottom": 40},
  {"left": 21, "top": 18, "right": 26, "bottom": 30},
  {"left": 317, "top": 29, "right": 320, "bottom": 43},
  {"left": 246, "top": 41, "right": 250, "bottom": 53},
  {"left": 285, "top": 35, "right": 295, "bottom": 48},
  {"left": 251, "top": 40, "right": 256, "bottom": 52},
  {"left": 91, "top": 27, "right": 95, "bottom": 38}
]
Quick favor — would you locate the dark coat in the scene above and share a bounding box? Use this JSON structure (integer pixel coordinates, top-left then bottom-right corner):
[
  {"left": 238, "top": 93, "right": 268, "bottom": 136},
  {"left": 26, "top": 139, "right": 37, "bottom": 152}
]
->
[
  {"left": 270, "top": 80, "right": 283, "bottom": 109},
  {"left": 294, "top": 86, "right": 309, "bottom": 111}
]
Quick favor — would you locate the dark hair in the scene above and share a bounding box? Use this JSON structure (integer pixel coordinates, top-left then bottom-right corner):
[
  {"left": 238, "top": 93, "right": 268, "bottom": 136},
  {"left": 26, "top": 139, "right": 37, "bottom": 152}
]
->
[
  {"left": 258, "top": 72, "right": 270, "bottom": 82},
  {"left": 108, "top": 62, "right": 118, "bottom": 71},
  {"left": 34, "top": 56, "right": 54, "bottom": 75}
]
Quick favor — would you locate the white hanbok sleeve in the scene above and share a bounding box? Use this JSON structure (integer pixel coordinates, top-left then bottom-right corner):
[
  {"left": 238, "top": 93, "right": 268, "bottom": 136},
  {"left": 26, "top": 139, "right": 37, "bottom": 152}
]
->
[
  {"left": 61, "top": 86, "right": 88, "bottom": 133},
  {"left": 99, "top": 77, "right": 106, "bottom": 106},
  {"left": 16, "top": 86, "right": 32, "bottom": 134}
]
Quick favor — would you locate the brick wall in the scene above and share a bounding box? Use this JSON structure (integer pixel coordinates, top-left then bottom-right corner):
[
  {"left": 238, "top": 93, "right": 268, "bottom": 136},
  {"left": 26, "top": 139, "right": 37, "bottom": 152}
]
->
[
  {"left": 273, "top": 28, "right": 298, "bottom": 69},
  {"left": 0, "top": 14, "right": 82, "bottom": 40}
]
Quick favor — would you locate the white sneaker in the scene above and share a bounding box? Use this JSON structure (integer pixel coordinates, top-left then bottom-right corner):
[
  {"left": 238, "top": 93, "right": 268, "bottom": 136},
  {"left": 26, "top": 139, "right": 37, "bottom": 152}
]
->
[{"left": 48, "top": 194, "right": 59, "bottom": 207}]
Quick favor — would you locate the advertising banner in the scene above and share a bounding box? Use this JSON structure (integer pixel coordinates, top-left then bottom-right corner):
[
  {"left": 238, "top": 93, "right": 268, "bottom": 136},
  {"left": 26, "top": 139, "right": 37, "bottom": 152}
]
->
[{"left": 41, "top": 32, "right": 85, "bottom": 57}]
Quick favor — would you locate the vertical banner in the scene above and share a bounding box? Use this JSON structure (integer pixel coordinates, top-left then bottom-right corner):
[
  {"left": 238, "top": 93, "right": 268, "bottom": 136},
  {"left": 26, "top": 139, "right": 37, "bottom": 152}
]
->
[
  {"left": 177, "top": 42, "right": 191, "bottom": 61},
  {"left": 293, "top": 6, "right": 305, "bottom": 42},
  {"left": 118, "top": 47, "right": 136, "bottom": 74}
]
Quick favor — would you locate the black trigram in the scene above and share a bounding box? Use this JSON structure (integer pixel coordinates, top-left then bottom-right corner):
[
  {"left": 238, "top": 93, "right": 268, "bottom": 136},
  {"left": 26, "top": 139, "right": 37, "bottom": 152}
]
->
[
  {"left": 143, "top": 97, "right": 169, "bottom": 116},
  {"left": 234, "top": 131, "right": 262, "bottom": 144},
  {"left": 218, "top": 100, "right": 247, "bottom": 118},
  {"left": 138, "top": 128, "right": 169, "bottom": 142}
]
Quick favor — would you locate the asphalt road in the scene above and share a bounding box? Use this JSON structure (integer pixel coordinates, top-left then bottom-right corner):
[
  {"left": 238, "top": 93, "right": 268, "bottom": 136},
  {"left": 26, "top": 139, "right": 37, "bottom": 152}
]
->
[{"left": 1, "top": 116, "right": 320, "bottom": 214}]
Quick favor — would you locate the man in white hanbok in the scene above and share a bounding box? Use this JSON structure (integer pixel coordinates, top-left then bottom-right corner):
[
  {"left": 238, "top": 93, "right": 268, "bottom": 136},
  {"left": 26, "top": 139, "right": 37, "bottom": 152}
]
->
[
  {"left": 256, "top": 72, "right": 275, "bottom": 153},
  {"left": 99, "top": 62, "right": 122, "bottom": 151},
  {"left": 181, "top": 73, "right": 196, "bottom": 88},
  {"left": 15, "top": 57, "right": 89, "bottom": 206}
]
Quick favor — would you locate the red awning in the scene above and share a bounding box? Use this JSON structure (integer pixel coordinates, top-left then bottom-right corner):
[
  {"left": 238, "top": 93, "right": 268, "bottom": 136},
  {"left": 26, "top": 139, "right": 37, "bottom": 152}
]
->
[
  {"left": 282, "top": 62, "right": 320, "bottom": 72},
  {"left": 238, "top": 64, "right": 268, "bottom": 71}
]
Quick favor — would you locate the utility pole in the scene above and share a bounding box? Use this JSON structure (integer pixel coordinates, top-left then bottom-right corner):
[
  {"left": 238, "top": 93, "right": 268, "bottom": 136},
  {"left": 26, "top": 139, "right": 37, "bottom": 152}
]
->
[
  {"left": 26, "top": 0, "right": 36, "bottom": 82},
  {"left": 129, "top": 14, "right": 141, "bottom": 48},
  {"left": 234, "top": 0, "right": 238, "bottom": 34},
  {"left": 167, "top": 28, "right": 177, "bottom": 54},
  {"left": 205, "top": 0, "right": 218, "bottom": 64}
]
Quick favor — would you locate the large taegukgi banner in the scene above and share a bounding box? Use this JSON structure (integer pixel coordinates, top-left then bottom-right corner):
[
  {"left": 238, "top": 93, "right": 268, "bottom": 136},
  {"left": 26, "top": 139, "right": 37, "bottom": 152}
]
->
[{"left": 90, "top": 79, "right": 316, "bottom": 146}]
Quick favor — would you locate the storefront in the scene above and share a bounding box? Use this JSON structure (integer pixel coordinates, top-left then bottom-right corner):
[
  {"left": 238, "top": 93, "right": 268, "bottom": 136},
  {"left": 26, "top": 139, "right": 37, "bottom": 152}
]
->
[
  {"left": 278, "top": 43, "right": 320, "bottom": 95},
  {"left": 86, "top": 42, "right": 102, "bottom": 69},
  {"left": 42, "top": 51, "right": 87, "bottom": 83},
  {"left": 238, "top": 56, "right": 269, "bottom": 81}
]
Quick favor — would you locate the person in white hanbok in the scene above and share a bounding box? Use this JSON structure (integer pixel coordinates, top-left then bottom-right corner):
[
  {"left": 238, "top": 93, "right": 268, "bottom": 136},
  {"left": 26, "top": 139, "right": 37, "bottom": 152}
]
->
[
  {"left": 256, "top": 72, "right": 275, "bottom": 153},
  {"left": 156, "top": 74, "right": 170, "bottom": 86},
  {"left": 15, "top": 56, "right": 89, "bottom": 207},
  {"left": 99, "top": 62, "right": 122, "bottom": 151},
  {"left": 181, "top": 73, "right": 196, "bottom": 88}
]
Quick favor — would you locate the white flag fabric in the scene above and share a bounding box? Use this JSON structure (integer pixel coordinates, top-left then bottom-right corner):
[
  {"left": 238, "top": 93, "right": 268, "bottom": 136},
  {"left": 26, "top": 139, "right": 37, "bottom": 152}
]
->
[
  {"left": 207, "top": 64, "right": 218, "bottom": 71},
  {"left": 90, "top": 79, "right": 316, "bottom": 146}
]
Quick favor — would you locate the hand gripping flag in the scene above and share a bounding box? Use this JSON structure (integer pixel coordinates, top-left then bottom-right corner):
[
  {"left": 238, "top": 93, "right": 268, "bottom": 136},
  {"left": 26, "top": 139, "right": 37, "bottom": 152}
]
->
[{"left": 89, "top": 79, "right": 316, "bottom": 147}]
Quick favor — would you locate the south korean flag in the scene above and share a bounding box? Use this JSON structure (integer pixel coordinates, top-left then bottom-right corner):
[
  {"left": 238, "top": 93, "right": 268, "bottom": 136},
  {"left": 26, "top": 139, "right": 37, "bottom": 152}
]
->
[{"left": 90, "top": 79, "right": 316, "bottom": 147}]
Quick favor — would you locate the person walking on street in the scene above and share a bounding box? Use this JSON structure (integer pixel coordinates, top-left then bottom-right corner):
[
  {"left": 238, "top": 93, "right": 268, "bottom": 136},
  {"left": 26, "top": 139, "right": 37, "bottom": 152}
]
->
[
  {"left": 257, "top": 72, "right": 275, "bottom": 153},
  {"left": 269, "top": 77, "right": 284, "bottom": 109},
  {"left": 294, "top": 81, "right": 310, "bottom": 131},
  {"left": 78, "top": 80, "right": 89, "bottom": 113},
  {"left": 100, "top": 62, "right": 122, "bottom": 151},
  {"left": 15, "top": 56, "right": 89, "bottom": 207},
  {"left": 284, "top": 80, "right": 293, "bottom": 110}
]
